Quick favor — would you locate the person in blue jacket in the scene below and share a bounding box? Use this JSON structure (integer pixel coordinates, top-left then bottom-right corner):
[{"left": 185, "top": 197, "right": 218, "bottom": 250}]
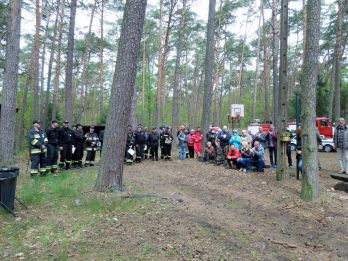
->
[
  {"left": 217, "top": 125, "right": 231, "bottom": 152},
  {"left": 28, "top": 120, "right": 48, "bottom": 177},
  {"left": 229, "top": 129, "right": 242, "bottom": 151}
]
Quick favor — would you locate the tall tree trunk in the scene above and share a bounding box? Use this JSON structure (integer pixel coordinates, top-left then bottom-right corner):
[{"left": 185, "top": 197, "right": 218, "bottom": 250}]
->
[
  {"left": 263, "top": 11, "right": 271, "bottom": 122},
  {"left": 201, "top": 0, "right": 216, "bottom": 153},
  {"left": 333, "top": 0, "right": 348, "bottom": 121},
  {"left": 236, "top": 13, "right": 249, "bottom": 102},
  {"left": 276, "top": 0, "right": 289, "bottom": 181},
  {"left": 33, "top": 0, "right": 41, "bottom": 120},
  {"left": 77, "top": 0, "right": 96, "bottom": 122},
  {"left": 156, "top": 0, "right": 163, "bottom": 130},
  {"left": 15, "top": 65, "right": 32, "bottom": 153},
  {"left": 272, "top": 0, "right": 280, "bottom": 127},
  {"left": 65, "top": 0, "right": 77, "bottom": 123},
  {"left": 42, "top": 1, "right": 60, "bottom": 128},
  {"left": 218, "top": 56, "right": 225, "bottom": 126},
  {"left": 39, "top": 15, "right": 52, "bottom": 128},
  {"left": 156, "top": 0, "right": 177, "bottom": 130},
  {"left": 95, "top": 0, "right": 147, "bottom": 192},
  {"left": 192, "top": 50, "right": 200, "bottom": 128},
  {"left": 213, "top": 0, "right": 223, "bottom": 126},
  {"left": 130, "top": 88, "right": 138, "bottom": 127},
  {"left": 52, "top": 0, "right": 64, "bottom": 120},
  {"left": 252, "top": 1, "right": 263, "bottom": 120},
  {"left": 172, "top": 0, "right": 186, "bottom": 140},
  {"left": 141, "top": 38, "right": 146, "bottom": 125},
  {"left": 0, "top": 0, "right": 22, "bottom": 163},
  {"left": 300, "top": 0, "right": 321, "bottom": 200},
  {"left": 99, "top": 0, "right": 104, "bottom": 121},
  {"left": 328, "top": 61, "right": 335, "bottom": 119},
  {"left": 302, "top": 0, "right": 307, "bottom": 64}
]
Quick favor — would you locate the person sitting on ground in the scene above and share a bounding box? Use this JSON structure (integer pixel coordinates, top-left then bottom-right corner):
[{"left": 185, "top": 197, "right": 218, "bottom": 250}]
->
[
  {"left": 238, "top": 142, "right": 252, "bottom": 172},
  {"left": 240, "top": 141, "right": 265, "bottom": 173},
  {"left": 203, "top": 141, "right": 216, "bottom": 164},
  {"left": 240, "top": 129, "right": 252, "bottom": 147},
  {"left": 217, "top": 125, "right": 231, "bottom": 152},
  {"left": 253, "top": 126, "right": 267, "bottom": 148},
  {"left": 250, "top": 141, "right": 265, "bottom": 172},
  {"left": 188, "top": 129, "right": 195, "bottom": 159},
  {"left": 193, "top": 127, "right": 204, "bottom": 157},
  {"left": 215, "top": 137, "right": 225, "bottom": 165},
  {"left": 227, "top": 144, "right": 241, "bottom": 169},
  {"left": 229, "top": 129, "right": 242, "bottom": 151}
]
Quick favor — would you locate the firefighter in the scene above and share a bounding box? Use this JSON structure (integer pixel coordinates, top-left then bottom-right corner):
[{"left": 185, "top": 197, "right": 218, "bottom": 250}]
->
[
  {"left": 125, "top": 129, "right": 135, "bottom": 164},
  {"left": 161, "top": 127, "right": 173, "bottom": 160},
  {"left": 29, "top": 120, "right": 48, "bottom": 177},
  {"left": 134, "top": 126, "right": 146, "bottom": 163},
  {"left": 58, "top": 120, "right": 74, "bottom": 170},
  {"left": 84, "top": 126, "right": 99, "bottom": 167},
  {"left": 46, "top": 120, "right": 59, "bottom": 174},
  {"left": 72, "top": 123, "right": 84, "bottom": 168},
  {"left": 160, "top": 127, "right": 165, "bottom": 159}
]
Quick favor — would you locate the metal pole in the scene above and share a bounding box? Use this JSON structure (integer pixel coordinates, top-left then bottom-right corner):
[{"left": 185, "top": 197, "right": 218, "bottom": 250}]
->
[{"left": 296, "top": 93, "right": 300, "bottom": 180}]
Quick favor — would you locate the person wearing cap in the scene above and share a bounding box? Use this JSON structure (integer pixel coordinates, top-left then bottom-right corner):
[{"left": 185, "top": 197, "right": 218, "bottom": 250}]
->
[
  {"left": 28, "top": 120, "right": 48, "bottom": 177},
  {"left": 84, "top": 126, "right": 99, "bottom": 167},
  {"left": 72, "top": 124, "right": 85, "bottom": 168},
  {"left": 58, "top": 120, "right": 75, "bottom": 170},
  {"left": 334, "top": 118, "right": 348, "bottom": 174},
  {"left": 46, "top": 120, "right": 59, "bottom": 174}
]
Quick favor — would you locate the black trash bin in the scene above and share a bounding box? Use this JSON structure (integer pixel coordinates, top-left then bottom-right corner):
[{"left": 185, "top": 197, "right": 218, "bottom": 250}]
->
[{"left": 0, "top": 166, "right": 19, "bottom": 212}]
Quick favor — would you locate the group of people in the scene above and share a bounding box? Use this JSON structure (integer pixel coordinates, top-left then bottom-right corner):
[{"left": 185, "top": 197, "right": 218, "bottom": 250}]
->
[
  {"left": 124, "top": 124, "right": 279, "bottom": 173},
  {"left": 29, "top": 116, "right": 348, "bottom": 177},
  {"left": 29, "top": 120, "right": 102, "bottom": 177}
]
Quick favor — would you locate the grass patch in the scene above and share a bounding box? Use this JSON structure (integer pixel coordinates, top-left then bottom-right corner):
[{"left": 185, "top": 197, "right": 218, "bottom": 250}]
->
[{"left": 0, "top": 166, "right": 157, "bottom": 260}]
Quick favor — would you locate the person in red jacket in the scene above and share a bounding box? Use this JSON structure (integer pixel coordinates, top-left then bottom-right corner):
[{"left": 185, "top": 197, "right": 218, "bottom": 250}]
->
[
  {"left": 188, "top": 129, "right": 195, "bottom": 158},
  {"left": 193, "top": 128, "right": 204, "bottom": 157},
  {"left": 226, "top": 144, "right": 241, "bottom": 169}
]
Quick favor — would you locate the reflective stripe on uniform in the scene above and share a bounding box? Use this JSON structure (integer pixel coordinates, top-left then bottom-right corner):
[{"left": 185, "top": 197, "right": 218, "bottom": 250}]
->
[
  {"left": 44, "top": 138, "right": 48, "bottom": 142},
  {"left": 39, "top": 168, "right": 47, "bottom": 172},
  {"left": 31, "top": 139, "right": 39, "bottom": 145},
  {"left": 65, "top": 160, "right": 71, "bottom": 164},
  {"left": 31, "top": 169, "right": 39, "bottom": 174},
  {"left": 31, "top": 149, "right": 42, "bottom": 154},
  {"left": 34, "top": 134, "right": 40, "bottom": 138}
]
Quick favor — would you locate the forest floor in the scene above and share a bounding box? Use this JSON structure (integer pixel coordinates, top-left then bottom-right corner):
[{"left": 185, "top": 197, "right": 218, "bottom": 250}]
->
[{"left": 1, "top": 151, "right": 348, "bottom": 260}]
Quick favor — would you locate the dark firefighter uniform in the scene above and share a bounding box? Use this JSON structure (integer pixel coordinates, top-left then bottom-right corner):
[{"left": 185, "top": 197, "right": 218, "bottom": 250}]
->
[
  {"left": 134, "top": 128, "right": 146, "bottom": 163},
  {"left": 84, "top": 127, "right": 99, "bottom": 166},
  {"left": 29, "top": 120, "right": 48, "bottom": 177},
  {"left": 46, "top": 120, "right": 59, "bottom": 173},
  {"left": 58, "top": 121, "right": 74, "bottom": 169},
  {"left": 72, "top": 124, "right": 85, "bottom": 168},
  {"left": 160, "top": 128, "right": 173, "bottom": 160},
  {"left": 125, "top": 130, "right": 135, "bottom": 164}
]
